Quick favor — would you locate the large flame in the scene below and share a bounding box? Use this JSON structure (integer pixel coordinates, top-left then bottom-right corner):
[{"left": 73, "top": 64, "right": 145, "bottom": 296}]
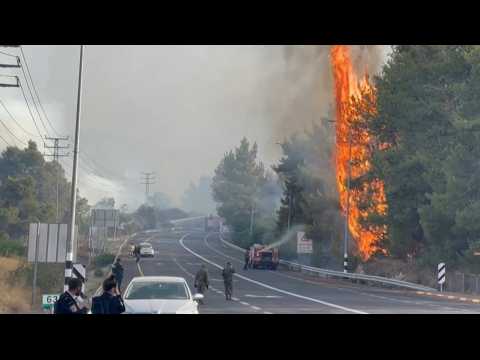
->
[{"left": 330, "top": 45, "right": 387, "bottom": 260}]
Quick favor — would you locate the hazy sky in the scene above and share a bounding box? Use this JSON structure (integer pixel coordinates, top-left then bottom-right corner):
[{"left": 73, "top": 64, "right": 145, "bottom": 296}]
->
[{"left": 0, "top": 45, "right": 389, "bottom": 210}]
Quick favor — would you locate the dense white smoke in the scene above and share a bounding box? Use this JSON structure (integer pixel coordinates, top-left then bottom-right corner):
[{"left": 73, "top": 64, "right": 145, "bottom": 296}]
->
[{"left": 0, "top": 45, "right": 390, "bottom": 210}]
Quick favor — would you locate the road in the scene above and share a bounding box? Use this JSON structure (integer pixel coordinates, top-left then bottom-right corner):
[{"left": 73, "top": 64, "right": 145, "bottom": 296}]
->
[{"left": 119, "top": 231, "right": 480, "bottom": 314}]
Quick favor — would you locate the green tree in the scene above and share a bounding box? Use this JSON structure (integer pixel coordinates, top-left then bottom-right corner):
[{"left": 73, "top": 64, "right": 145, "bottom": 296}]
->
[
  {"left": 363, "top": 45, "right": 480, "bottom": 269},
  {"left": 212, "top": 138, "right": 277, "bottom": 247}
]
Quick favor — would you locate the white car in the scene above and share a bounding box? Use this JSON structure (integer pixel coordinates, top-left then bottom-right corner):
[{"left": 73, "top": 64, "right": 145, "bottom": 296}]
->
[
  {"left": 139, "top": 242, "right": 155, "bottom": 257},
  {"left": 123, "top": 276, "right": 203, "bottom": 314}
]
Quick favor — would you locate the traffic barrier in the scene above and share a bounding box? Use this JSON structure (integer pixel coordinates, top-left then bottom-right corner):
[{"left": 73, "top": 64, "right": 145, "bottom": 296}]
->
[{"left": 218, "top": 233, "right": 436, "bottom": 293}]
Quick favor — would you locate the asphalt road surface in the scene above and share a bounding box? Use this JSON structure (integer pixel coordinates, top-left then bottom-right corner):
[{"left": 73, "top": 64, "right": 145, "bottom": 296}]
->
[{"left": 119, "top": 231, "right": 480, "bottom": 314}]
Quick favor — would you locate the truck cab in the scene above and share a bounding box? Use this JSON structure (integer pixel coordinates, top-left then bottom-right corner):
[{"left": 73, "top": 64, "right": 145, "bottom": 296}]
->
[{"left": 250, "top": 244, "right": 279, "bottom": 270}]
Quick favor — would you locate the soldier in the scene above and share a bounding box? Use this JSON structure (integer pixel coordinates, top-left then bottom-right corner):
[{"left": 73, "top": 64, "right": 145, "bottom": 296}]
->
[
  {"left": 54, "top": 278, "right": 89, "bottom": 314},
  {"left": 111, "top": 257, "right": 124, "bottom": 292},
  {"left": 244, "top": 248, "right": 250, "bottom": 270},
  {"left": 194, "top": 264, "right": 209, "bottom": 304},
  {"left": 134, "top": 245, "right": 141, "bottom": 263},
  {"left": 222, "top": 262, "right": 235, "bottom": 300}
]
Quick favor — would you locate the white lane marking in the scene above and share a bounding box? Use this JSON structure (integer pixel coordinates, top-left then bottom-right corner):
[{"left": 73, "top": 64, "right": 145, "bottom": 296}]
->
[
  {"left": 240, "top": 301, "right": 250, "bottom": 306},
  {"left": 264, "top": 311, "right": 273, "bottom": 314},
  {"left": 204, "top": 236, "right": 244, "bottom": 265},
  {"left": 231, "top": 297, "right": 239, "bottom": 301},
  {"left": 137, "top": 262, "right": 144, "bottom": 276},
  {"left": 172, "top": 258, "right": 195, "bottom": 278},
  {"left": 245, "top": 294, "right": 282, "bottom": 299},
  {"left": 180, "top": 235, "right": 368, "bottom": 314},
  {"left": 251, "top": 306, "right": 262, "bottom": 311}
]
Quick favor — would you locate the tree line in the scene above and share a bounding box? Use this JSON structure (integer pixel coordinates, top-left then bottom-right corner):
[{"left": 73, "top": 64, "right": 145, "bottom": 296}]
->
[{"left": 212, "top": 46, "right": 480, "bottom": 273}]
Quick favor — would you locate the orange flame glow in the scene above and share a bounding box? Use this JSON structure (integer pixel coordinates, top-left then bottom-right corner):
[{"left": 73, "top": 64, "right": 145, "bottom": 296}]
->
[{"left": 330, "top": 45, "right": 387, "bottom": 260}]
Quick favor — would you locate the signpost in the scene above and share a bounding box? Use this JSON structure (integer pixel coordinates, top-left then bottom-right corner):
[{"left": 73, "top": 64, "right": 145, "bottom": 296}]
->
[
  {"left": 90, "top": 209, "right": 119, "bottom": 254},
  {"left": 297, "top": 231, "right": 313, "bottom": 266},
  {"left": 297, "top": 231, "right": 313, "bottom": 254},
  {"left": 438, "top": 262, "right": 446, "bottom": 292},
  {"left": 27, "top": 222, "right": 78, "bottom": 306},
  {"left": 42, "top": 294, "right": 60, "bottom": 313}
]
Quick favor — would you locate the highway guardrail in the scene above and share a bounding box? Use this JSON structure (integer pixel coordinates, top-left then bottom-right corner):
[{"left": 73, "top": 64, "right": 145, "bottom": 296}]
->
[{"left": 218, "top": 233, "right": 437, "bottom": 292}]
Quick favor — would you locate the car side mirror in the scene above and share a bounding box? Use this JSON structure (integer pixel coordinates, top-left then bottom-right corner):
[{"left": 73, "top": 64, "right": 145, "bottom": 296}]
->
[{"left": 193, "top": 294, "right": 204, "bottom": 302}]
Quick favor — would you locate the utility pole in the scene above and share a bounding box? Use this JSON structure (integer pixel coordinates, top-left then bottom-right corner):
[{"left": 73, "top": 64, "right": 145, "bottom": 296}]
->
[
  {"left": 65, "top": 45, "right": 84, "bottom": 292},
  {"left": 343, "top": 128, "right": 353, "bottom": 274},
  {"left": 0, "top": 75, "right": 19, "bottom": 87},
  {"left": 249, "top": 202, "right": 255, "bottom": 239},
  {"left": 0, "top": 56, "right": 20, "bottom": 68},
  {"left": 44, "top": 136, "right": 70, "bottom": 222},
  {"left": 141, "top": 172, "right": 156, "bottom": 202},
  {"left": 287, "top": 187, "right": 293, "bottom": 232},
  {"left": 326, "top": 119, "right": 353, "bottom": 274}
]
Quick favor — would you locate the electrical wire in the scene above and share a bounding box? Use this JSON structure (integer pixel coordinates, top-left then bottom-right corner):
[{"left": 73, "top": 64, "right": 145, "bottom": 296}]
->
[
  {"left": 0, "top": 98, "right": 38, "bottom": 139},
  {"left": 18, "top": 78, "right": 44, "bottom": 140},
  {"left": 20, "top": 46, "right": 61, "bottom": 136},
  {"left": 0, "top": 117, "right": 27, "bottom": 146},
  {"left": 18, "top": 60, "right": 50, "bottom": 137},
  {"left": 0, "top": 133, "right": 11, "bottom": 146},
  {"left": 0, "top": 50, "right": 16, "bottom": 58}
]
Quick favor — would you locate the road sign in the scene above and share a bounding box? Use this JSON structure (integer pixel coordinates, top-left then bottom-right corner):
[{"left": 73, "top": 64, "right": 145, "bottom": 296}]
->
[
  {"left": 27, "top": 223, "right": 78, "bottom": 263},
  {"left": 297, "top": 232, "right": 313, "bottom": 254},
  {"left": 42, "top": 294, "right": 60, "bottom": 310},
  {"left": 438, "top": 262, "right": 446, "bottom": 291},
  {"left": 92, "top": 209, "right": 119, "bottom": 228}
]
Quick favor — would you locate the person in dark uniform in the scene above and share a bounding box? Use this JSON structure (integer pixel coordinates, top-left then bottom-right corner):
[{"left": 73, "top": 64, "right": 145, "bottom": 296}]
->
[
  {"left": 91, "top": 276, "right": 126, "bottom": 314},
  {"left": 134, "top": 245, "right": 141, "bottom": 263},
  {"left": 244, "top": 249, "right": 250, "bottom": 270},
  {"left": 54, "top": 278, "right": 89, "bottom": 314},
  {"left": 222, "top": 262, "right": 235, "bottom": 300},
  {"left": 111, "top": 258, "right": 124, "bottom": 292},
  {"left": 194, "top": 264, "right": 209, "bottom": 304}
]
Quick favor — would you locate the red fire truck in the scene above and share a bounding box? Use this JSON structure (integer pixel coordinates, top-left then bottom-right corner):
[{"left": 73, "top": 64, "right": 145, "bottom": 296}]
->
[{"left": 249, "top": 244, "right": 279, "bottom": 270}]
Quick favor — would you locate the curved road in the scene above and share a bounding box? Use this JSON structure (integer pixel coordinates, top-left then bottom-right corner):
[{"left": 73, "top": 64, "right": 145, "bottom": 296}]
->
[{"left": 120, "top": 231, "right": 480, "bottom": 314}]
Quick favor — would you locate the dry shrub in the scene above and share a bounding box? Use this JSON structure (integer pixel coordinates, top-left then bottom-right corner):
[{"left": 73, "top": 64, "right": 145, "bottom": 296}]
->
[{"left": 0, "top": 256, "right": 31, "bottom": 313}]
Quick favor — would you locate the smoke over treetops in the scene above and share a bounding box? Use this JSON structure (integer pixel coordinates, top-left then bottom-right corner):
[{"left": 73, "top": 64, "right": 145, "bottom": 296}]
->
[{"left": 0, "top": 45, "right": 389, "bottom": 209}]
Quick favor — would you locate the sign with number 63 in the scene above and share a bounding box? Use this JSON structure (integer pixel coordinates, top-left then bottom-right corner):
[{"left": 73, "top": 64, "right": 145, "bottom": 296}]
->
[{"left": 42, "top": 294, "right": 60, "bottom": 309}]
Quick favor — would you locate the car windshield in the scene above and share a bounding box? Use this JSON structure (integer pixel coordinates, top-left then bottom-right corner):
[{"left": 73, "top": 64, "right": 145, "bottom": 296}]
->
[{"left": 125, "top": 281, "right": 189, "bottom": 300}]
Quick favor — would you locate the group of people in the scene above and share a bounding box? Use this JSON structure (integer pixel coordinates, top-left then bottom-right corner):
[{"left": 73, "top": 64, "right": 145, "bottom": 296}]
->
[
  {"left": 54, "top": 257, "right": 126, "bottom": 315},
  {"left": 194, "top": 262, "right": 236, "bottom": 302},
  {"left": 53, "top": 253, "right": 238, "bottom": 313}
]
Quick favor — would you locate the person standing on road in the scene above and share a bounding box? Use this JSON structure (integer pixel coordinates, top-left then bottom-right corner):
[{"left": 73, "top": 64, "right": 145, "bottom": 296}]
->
[
  {"left": 244, "top": 248, "right": 250, "bottom": 270},
  {"left": 134, "top": 245, "right": 141, "bottom": 263},
  {"left": 194, "top": 264, "right": 209, "bottom": 304},
  {"left": 91, "top": 276, "right": 126, "bottom": 314},
  {"left": 222, "top": 262, "right": 235, "bottom": 300},
  {"left": 54, "top": 278, "right": 89, "bottom": 314},
  {"left": 111, "top": 258, "right": 124, "bottom": 292}
]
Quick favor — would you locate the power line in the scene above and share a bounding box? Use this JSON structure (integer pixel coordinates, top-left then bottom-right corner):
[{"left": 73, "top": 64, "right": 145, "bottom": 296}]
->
[
  {"left": 0, "top": 133, "right": 11, "bottom": 146},
  {"left": 19, "top": 46, "right": 61, "bottom": 137},
  {"left": 18, "top": 77, "right": 44, "bottom": 141},
  {"left": 141, "top": 172, "right": 156, "bottom": 200},
  {"left": 44, "top": 136, "right": 70, "bottom": 221},
  {"left": 0, "top": 50, "right": 16, "bottom": 58},
  {"left": 0, "top": 98, "right": 38, "bottom": 139},
  {"left": 0, "top": 117, "right": 27, "bottom": 146},
  {"left": 80, "top": 151, "right": 124, "bottom": 180},
  {"left": 18, "top": 59, "right": 51, "bottom": 137}
]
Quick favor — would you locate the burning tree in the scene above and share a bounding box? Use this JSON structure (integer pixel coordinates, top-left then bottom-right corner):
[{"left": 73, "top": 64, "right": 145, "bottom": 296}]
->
[{"left": 330, "top": 45, "right": 388, "bottom": 260}]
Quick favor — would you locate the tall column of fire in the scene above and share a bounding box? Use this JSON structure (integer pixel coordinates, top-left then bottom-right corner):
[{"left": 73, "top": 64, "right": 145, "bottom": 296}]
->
[{"left": 330, "top": 45, "right": 388, "bottom": 260}]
